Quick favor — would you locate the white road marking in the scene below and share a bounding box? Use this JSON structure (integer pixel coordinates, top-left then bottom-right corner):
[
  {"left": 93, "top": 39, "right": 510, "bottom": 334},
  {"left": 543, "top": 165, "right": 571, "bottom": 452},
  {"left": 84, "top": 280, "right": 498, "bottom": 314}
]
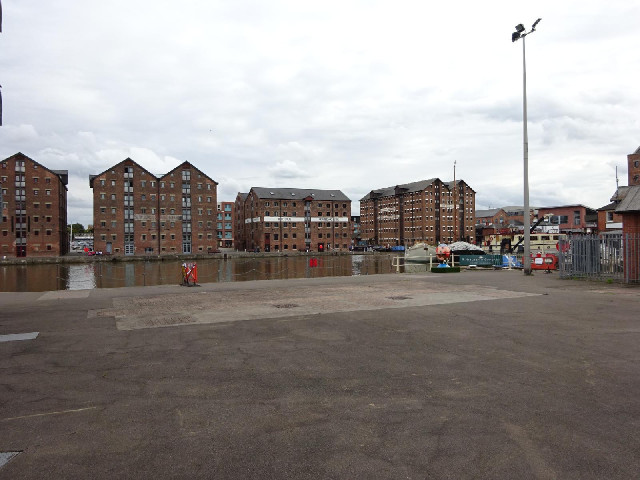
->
[
  {"left": 0, "top": 332, "right": 39, "bottom": 342},
  {"left": 1, "top": 406, "right": 98, "bottom": 422}
]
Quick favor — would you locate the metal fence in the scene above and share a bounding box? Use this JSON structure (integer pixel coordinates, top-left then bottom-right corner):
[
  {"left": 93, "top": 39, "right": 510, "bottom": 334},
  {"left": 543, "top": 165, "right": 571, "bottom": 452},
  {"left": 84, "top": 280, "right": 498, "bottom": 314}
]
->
[{"left": 558, "top": 233, "right": 640, "bottom": 284}]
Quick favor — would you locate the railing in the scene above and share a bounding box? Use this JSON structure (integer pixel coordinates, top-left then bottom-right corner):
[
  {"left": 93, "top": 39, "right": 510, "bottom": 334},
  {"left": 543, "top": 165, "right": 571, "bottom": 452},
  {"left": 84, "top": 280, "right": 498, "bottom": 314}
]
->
[{"left": 558, "top": 233, "right": 640, "bottom": 284}]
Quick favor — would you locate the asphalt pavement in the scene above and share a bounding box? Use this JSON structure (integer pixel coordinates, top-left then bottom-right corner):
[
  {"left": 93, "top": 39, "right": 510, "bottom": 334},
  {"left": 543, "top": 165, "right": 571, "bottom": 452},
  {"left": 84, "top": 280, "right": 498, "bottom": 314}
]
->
[{"left": 1, "top": 270, "right": 639, "bottom": 479}]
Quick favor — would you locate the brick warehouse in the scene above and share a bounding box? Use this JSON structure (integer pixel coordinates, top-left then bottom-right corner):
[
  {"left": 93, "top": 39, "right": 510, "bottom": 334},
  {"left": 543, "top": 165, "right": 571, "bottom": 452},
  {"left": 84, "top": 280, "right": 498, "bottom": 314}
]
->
[
  {"left": 217, "top": 201, "right": 234, "bottom": 248},
  {"left": 234, "top": 188, "right": 352, "bottom": 252},
  {"left": 360, "top": 178, "right": 476, "bottom": 247},
  {"left": 90, "top": 158, "right": 218, "bottom": 255},
  {"left": 1, "top": 152, "right": 69, "bottom": 258}
]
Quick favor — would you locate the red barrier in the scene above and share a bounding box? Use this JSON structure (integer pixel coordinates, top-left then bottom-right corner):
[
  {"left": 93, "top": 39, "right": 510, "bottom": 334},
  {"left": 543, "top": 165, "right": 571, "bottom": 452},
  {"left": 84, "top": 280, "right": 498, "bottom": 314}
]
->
[
  {"left": 530, "top": 253, "right": 558, "bottom": 270},
  {"left": 182, "top": 262, "right": 198, "bottom": 285},
  {"left": 309, "top": 258, "right": 318, "bottom": 267}
]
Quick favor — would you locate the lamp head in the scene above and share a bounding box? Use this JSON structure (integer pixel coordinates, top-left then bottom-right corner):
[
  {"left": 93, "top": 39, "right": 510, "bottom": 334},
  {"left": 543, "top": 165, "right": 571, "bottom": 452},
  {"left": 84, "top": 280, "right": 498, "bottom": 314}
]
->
[{"left": 515, "top": 24, "right": 525, "bottom": 33}]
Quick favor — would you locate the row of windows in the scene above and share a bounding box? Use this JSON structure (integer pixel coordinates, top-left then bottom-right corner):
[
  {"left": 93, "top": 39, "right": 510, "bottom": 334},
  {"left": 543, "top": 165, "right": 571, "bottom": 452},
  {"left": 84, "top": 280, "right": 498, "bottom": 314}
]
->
[
  {"left": 97, "top": 206, "right": 216, "bottom": 216},
  {"left": 2, "top": 229, "right": 53, "bottom": 236},
  {"left": 2, "top": 175, "right": 53, "bottom": 184},
  {"left": 1, "top": 244, "right": 54, "bottom": 251},
  {"left": 262, "top": 222, "right": 348, "bottom": 228},
  {"left": 251, "top": 244, "right": 350, "bottom": 251},
  {"left": 262, "top": 201, "right": 348, "bottom": 208},
  {"left": 97, "top": 219, "right": 222, "bottom": 228},
  {"left": 97, "top": 178, "right": 213, "bottom": 190},
  {"left": 99, "top": 232, "right": 222, "bottom": 241}
]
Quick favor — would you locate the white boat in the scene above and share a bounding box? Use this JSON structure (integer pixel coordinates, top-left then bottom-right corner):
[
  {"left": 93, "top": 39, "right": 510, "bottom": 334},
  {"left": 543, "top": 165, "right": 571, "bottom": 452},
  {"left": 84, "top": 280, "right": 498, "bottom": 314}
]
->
[
  {"left": 405, "top": 243, "right": 438, "bottom": 263},
  {"left": 447, "top": 241, "right": 485, "bottom": 255}
]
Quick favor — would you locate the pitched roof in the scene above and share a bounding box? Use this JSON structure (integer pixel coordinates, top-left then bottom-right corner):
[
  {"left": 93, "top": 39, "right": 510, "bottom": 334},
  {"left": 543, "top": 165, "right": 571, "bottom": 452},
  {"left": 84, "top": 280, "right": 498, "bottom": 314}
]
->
[
  {"left": 444, "top": 179, "right": 476, "bottom": 193},
  {"left": 475, "top": 208, "right": 503, "bottom": 218},
  {"left": 537, "top": 204, "right": 597, "bottom": 213},
  {"left": 3, "top": 152, "right": 69, "bottom": 186},
  {"left": 160, "top": 161, "right": 218, "bottom": 185},
  {"left": 598, "top": 201, "right": 617, "bottom": 211},
  {"left": 360, "top": 178, "right": 440, "bottom": 201},
  {"left": 89, "top": 157, "right": 156, "bottom": 188},
  {"left": 611, "top": 186, "right": 631, "bottom": 202},
  {"left": 251, "top": 187, "right": 350, "bottom": 201},
  {"left": 615, "top": 185, "right": 640, "bottom": 213}
]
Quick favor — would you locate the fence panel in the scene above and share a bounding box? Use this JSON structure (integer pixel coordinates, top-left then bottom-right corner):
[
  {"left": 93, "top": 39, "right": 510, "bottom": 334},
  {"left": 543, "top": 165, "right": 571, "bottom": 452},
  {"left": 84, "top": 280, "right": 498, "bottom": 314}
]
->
[{"left": 559, "top": 233, "right": 640, "bottom": 284}]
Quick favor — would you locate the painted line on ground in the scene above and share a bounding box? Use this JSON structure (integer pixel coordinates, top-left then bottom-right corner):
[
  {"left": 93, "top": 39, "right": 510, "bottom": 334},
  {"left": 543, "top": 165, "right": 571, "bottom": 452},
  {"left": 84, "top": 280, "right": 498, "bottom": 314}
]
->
[
  {"left": 0, "top": 332, "right": 39, "bottom": 343},
  {"left": 1, "top": 406, "right": 98, "bottom": 422},
  {"left": 0, "top": 452, "right": 22, "bottom": 470}
]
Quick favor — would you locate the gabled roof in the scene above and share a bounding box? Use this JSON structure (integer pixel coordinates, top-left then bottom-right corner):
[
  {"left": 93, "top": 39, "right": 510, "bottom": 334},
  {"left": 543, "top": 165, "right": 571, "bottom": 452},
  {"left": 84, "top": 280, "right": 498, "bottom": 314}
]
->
[
  {"left": 615, "top": 185, "right": 640, "bottom": 213},
  {"left": 537, "top": 204, "right": 597, "bottom": 213},
  {"left": 160, "top": 161, "right": 218, "bottom": 185},
  {"left": 89, "top": 157, "right": 157, "bottom": 188},
  {"left": 611, "top": 186, "right": 631, "bottom": 202},
  {"left": 475, "top": 208, "right": 503, "bottom": 218},
  {"left": 444, "top": 179, "right": 476, "bottom": 193},
  {"left": 236, "top": 192, "right": 249, "bottom": 202},
  {"left": 360, "top": 178, "right": 440, "bottom": 201},
  {"left": 3, "top": 152, "right": 69, "bottom": 186},
  {"left": 251, "top": 187, "right": 350, "bottom": 201},
  {"left": 598, "top": 201, "right": 617, "bottom": 211}
]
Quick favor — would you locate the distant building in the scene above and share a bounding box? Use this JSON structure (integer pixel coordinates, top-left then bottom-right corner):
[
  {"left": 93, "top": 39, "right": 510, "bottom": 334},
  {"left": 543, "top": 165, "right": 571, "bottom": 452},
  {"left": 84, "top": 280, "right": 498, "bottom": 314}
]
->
[
  {"left": 0, "top": 152, "right": 69, "bottom": 258},
  {"left": 475, "top": 208, "right": 508, "bottom": 228},
  {"left": 351, "top": 215, "right": 362, "bottom": 247},
  {"left": 537, "top": 205, "right": 598, "bottom": 234},
  {"left": 597, "top": 197, "right": 624, "bottom": 233},
  {"left": 360, "top": 178, "right": 476, "bottom": 246},
  {"left": 234, "top": 187, "right": 352, "bottom": 252},
  {"left": 89, "top": 158, "right": 218, "bottom": 255},
  {"left": 628, "top": 146, "right": 640, "bottom": 186},
  {"left": 216, "top": 201, "right": 234, "bottom": 248},
  {"left": 615, "top": 185, "right": 640, "bottom": 281},
  {"left": 234, "top": 192, "right": 249, "bottom": 251}
]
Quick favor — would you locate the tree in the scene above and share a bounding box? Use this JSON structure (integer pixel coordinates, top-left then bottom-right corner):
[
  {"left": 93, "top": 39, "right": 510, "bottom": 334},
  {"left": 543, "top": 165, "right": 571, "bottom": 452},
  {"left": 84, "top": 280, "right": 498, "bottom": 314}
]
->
[{"left": 67, "top": 223, "right": 86, "bottom": 236}]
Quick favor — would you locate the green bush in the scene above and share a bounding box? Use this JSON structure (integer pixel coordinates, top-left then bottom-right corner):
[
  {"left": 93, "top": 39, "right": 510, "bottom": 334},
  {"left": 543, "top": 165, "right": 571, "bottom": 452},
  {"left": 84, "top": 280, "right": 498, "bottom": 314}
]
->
[{"left": 430, "top": 266, "right": 461, "bottom": 273}]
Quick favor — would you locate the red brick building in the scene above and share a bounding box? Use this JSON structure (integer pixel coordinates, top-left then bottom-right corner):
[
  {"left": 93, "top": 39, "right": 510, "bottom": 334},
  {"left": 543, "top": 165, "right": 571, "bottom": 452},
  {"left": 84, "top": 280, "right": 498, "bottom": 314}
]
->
[
  {"left": 1, "top": 152, "right": 69, "bottom": 258},
  {"left": 360, "top": 179, "right": 476, "bottom": 247},
  {"left": 628, "top": 146, "right": 640, "bottom": 186},
  {"left": 537, "top": 205, "right": 598, "bottom": 234},
  {"left": 234, "top": 192, "right": 249, "bottom": 250},
  {"left": 217, "top": 201, "right": 234, "bottom": 248},
  {"left": 90, "top": 158, "right": 218, "bottom": 255},
  {"left": 615, "top": 185, "right": 640, "bottom": 281},
  {"left": 234, "top": 187, "right": 352, "bottom": 252},
  {"left": 475, "top": 208, "right": 508, "bottom": 228},
  {"left": 597, "top": 201, "right": 624, "bottom": 232}
]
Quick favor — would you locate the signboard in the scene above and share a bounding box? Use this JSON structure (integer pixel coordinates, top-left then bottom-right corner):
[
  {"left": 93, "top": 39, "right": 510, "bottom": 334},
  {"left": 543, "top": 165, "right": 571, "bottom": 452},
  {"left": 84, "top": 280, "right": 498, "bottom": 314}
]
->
[
  {"left": 263, "top": 216, "right": 306, "bottom": 223},
  {"left": 310, "top": 217, "right": 349, "bottom": 223},
  {"left": 134, "top": 214, "right": 156, "bottom": 221},
  {"left": 458, "top": 254, "right": 502, "bottom": 266}
]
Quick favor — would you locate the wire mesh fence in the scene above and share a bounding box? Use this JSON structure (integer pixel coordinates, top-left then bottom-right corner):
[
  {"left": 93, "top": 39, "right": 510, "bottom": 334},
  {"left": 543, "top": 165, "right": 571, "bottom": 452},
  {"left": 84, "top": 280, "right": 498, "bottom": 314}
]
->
[{"left": 558, "top": 233, "right": 640, "bottom": 284}]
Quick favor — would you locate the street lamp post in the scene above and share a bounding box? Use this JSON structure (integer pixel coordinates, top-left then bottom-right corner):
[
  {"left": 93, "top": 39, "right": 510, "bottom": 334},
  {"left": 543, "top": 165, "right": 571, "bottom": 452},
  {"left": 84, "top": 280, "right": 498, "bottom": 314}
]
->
[{"left": 512, "top": 18, "right": 541, "bottom": 275}]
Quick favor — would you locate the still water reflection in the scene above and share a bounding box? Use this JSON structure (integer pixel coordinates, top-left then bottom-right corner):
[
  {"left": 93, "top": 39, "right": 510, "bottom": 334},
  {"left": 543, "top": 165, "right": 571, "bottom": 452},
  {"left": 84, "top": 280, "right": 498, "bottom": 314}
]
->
[{"left": 0, "top": 254, "right": 423, "bottom": 292}]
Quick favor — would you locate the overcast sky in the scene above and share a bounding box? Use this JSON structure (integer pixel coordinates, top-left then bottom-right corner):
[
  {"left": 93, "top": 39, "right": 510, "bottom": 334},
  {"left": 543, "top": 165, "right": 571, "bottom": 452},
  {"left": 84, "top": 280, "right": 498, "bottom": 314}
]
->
[{"left": 1, "top": 1, "right": 639, "bottom": 227}]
